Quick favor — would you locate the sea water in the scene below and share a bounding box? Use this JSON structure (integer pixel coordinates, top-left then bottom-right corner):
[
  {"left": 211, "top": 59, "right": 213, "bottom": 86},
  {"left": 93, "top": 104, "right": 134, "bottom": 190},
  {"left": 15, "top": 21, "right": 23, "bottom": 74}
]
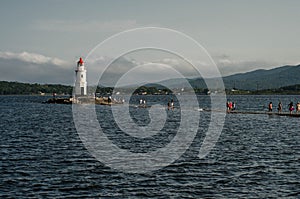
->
[{"left": 0, "top": 95, "right": 299, "bottom": 198}]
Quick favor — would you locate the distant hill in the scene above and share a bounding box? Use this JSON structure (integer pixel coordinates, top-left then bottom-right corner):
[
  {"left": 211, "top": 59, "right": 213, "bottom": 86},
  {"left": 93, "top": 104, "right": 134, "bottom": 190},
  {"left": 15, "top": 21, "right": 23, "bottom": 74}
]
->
[
  {"left": 0, "top": 81, "right": 72, "bottom": 95},
  {"left": 222, "top": 64, "right": 300, "bottom": 90},
  {"left": 159, "top": 64, "right": 300, "bottom": 91}
]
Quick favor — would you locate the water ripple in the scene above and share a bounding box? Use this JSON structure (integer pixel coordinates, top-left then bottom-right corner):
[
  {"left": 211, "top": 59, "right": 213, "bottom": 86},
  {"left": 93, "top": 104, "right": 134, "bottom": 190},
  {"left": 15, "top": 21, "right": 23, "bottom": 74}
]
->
[{"left": 0, "top": 95, "right": 299, "bottom": 198}]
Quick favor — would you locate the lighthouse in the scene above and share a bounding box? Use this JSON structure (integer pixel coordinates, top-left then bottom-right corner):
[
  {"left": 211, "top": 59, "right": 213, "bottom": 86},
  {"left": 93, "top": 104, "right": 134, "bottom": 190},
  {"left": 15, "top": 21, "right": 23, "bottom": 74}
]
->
[{"left": 75, "top": 57, "right": 87, "bottom": 96}]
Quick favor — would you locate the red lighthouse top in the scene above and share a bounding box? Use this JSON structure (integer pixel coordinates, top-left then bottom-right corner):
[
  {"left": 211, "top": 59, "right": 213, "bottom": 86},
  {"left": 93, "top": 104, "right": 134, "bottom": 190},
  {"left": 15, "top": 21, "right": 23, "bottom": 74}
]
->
[{"left": 78, "top": 57, "right": 84, "bottom": 66}]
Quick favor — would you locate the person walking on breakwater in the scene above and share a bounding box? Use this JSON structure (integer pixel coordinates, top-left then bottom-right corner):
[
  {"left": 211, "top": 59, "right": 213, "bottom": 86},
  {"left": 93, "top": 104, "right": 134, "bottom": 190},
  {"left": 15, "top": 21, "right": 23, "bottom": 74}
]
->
[
  {"left": 171, "top": 99, "right": 174, "bottom": 110},
  {"left": 268, "top": 102, "right": 273, "bottom": 112},
  {"left": 167, "top": 101, "right": 170, "bottom": 110},
  {"left": 296, "top": 102, "right": 300, "bottom": 113},
  {"left": 226, "top": 101, "right": 229, "bottom": 111},
  {"left": 277, "top": 101, "right": 283, "bottom": 113},
  {"left": 226, "top": 101, "right": 233, "bottom": 112},
  {"left": 232, "top": 102, "right": 236, "bottom": 110},
  {"left": 288, "top": 102, "right": 294, "bottom": 114}
]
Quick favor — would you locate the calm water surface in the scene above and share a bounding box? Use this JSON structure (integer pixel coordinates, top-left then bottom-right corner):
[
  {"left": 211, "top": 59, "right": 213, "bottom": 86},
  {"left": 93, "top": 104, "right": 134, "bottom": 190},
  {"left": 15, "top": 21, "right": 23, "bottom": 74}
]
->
[{"left": 0, "top": 95, "right": 299, "bottom": 198}]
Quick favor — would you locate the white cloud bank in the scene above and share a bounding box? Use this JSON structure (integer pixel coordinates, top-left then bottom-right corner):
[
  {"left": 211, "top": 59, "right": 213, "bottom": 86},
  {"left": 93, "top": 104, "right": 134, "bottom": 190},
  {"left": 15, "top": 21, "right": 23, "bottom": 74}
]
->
[
  {"left": 0, "top": 51, "right": 293, "bottom": 86},
  {"left": 213, "top": 54, "right": 284, "bottom": 76},
  {"left": 0, "top": 51, "right": 68, "bottom": 67},
  {"left": 0, "top": 51, "right": 72, "bottom": 84}
]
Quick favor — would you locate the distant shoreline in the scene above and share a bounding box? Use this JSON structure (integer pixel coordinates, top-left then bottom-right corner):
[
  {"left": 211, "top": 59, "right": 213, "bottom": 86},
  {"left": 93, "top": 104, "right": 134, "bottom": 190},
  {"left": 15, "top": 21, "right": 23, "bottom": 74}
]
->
[{"left": 1, "top": 81, "right": 300, "bottom": 96}]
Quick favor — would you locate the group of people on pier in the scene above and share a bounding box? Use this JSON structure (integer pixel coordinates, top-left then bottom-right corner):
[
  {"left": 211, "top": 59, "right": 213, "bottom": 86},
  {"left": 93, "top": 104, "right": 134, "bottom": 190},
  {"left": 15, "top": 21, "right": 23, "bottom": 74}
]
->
[
  {"left": 139, "top": 99, "right": 147, "bottom": 107},
  {"left": 269, "top": 101, "right": 300, "bottom": 114},
  {"left": 138, "top": 98, "right": 174, "bottom": 110}
]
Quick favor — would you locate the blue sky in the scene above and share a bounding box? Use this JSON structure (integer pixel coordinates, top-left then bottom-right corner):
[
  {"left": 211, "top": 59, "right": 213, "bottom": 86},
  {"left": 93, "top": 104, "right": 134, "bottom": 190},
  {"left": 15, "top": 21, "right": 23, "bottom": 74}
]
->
[{"left": 0, "top": 0, "right": 300, "bottom": 84}]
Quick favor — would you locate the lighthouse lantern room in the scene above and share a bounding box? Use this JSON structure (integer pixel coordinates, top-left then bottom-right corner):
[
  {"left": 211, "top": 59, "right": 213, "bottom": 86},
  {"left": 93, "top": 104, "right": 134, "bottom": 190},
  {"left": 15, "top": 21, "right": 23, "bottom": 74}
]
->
[{"left": 75, "top": 57, "right": 87, "bottom": 96}]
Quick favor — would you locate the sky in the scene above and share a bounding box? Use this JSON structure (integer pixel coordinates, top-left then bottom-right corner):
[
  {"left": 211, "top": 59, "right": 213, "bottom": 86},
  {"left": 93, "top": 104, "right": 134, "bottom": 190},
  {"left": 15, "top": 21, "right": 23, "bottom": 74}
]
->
[{"left": 0, "top": 0, "right": 300, "bottom": 85}]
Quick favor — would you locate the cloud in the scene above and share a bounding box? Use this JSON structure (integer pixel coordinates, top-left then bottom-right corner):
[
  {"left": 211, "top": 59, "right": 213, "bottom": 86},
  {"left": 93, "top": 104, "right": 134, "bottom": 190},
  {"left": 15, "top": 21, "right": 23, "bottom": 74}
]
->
[
  {"left": 86, "top": 56, "right": 203, "bottom": 86},
  {"left": 160, "top": 58, "right": 180, "bottom": 65},
  {"left": 0, "top": 51, "right": 68, "bottom": 67},
  {"left": 213, "top": 54, "right": 283, "bottom": 76},
  {"left": 33, "top": 19, "right": 141, "bottom": 33},
  {"left": 0, "top": 51, "right": 72, "bottom": 84}
]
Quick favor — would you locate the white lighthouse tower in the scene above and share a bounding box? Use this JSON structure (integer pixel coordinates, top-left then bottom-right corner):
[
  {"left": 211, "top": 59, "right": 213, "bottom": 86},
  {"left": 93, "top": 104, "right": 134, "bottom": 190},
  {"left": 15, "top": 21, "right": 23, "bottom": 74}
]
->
[{"left": 75, "top": 57, "right": 87, "bottom": 96}]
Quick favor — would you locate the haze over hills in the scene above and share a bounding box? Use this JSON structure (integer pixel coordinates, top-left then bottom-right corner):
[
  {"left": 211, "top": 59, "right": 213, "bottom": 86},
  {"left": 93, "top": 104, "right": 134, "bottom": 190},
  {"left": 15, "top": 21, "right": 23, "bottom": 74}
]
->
[
  {"left": 156, "top": 64, "right": 300, "bottom": 91},
  {"left": 1, "top": 64, "right": 300, "bottom": 95}
]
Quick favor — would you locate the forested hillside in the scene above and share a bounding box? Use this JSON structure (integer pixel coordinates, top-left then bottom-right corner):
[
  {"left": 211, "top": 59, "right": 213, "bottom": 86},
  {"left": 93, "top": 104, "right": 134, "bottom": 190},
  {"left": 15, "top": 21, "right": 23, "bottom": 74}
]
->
[{"left": 0, "top": 81, "right": 73, "bottom": 95}]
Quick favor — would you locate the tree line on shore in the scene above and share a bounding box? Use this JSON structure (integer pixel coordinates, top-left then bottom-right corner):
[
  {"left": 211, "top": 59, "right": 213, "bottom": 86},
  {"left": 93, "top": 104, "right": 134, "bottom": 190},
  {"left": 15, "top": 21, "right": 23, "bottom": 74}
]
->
[{"left": 0, "top": 81, "right": 72, "bottom": 95}]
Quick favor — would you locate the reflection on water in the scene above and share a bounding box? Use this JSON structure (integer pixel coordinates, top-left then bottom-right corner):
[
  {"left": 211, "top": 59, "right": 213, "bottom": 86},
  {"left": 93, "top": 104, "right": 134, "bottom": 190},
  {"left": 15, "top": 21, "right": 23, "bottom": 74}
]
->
[{"left": 0, "top": 95, "right": 299, "bottom": 198}]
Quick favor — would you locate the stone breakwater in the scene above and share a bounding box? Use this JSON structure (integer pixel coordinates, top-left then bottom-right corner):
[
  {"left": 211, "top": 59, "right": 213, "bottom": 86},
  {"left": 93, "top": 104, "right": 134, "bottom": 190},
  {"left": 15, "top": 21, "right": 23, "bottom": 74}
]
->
[{"left": 44, "top": 96, "right": 124, "bottom": 105}]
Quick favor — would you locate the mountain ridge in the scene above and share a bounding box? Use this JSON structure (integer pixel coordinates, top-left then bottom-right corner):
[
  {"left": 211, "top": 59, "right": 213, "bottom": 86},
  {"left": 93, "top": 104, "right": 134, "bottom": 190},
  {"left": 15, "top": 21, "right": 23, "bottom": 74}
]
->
[{"left": 222, "top": 64, "right": 300, "bottom": 90}]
